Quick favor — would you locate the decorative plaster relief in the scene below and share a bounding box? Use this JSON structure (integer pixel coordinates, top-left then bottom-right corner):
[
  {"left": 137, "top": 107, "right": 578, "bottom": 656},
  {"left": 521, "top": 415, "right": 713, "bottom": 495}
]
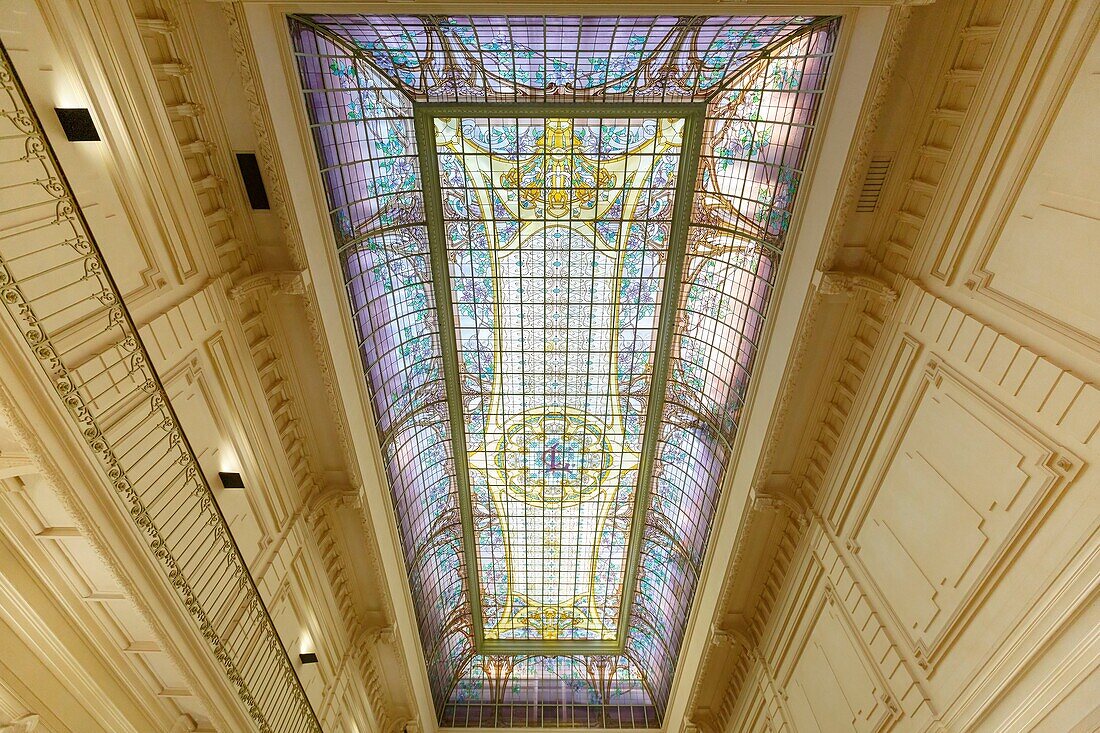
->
[
  {"left": 0, "top": 714, "right": 39, "bottom": 733},
  {"left": 964, "top": 35, "right": 1100, "bottom": 352},
  {"left": 817, "top": 270, "right": 899, "bottom": 304},
  {"left": 782, "top": 590, "right": 900, "bottom": 733},
  {"left": 228, "top": 271, "right": 307, "bottom": 303},
  {"left": 709, "top": 619, "right": 751, "bottom": 650},
  {"left": 850, "top": 360, "right": 1080, "bottom": 669}
]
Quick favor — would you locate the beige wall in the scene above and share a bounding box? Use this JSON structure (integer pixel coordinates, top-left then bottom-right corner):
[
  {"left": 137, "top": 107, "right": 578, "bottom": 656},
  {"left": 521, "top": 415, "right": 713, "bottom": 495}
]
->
[
  {"left": 715, "top": 4, "right": 1099, "bottom": 731},
  {"left": 0, "top": 0, "right": 399, "bottom": 729}
]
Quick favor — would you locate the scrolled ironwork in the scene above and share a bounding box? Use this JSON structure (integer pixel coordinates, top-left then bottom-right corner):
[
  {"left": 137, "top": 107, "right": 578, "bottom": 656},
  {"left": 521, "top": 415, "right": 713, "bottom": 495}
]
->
[{"left": 0, "top": 40, "right": 322, "bottom": 733}]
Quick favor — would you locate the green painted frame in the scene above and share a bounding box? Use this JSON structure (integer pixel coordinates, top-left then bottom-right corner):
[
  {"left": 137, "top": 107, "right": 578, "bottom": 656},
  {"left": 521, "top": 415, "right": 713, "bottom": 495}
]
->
[{"left": 414, "top": 101, "right": 705, "bottom": 655}]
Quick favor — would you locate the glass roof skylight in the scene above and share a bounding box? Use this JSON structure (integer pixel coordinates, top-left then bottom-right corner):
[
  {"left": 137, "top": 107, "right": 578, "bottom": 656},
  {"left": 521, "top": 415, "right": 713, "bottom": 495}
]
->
[
  {"left": 430, "top": 114, "right": 692, "bottom": 648},
  {"left": 292, "top": 14, "right": 837, "bottom": 727}
]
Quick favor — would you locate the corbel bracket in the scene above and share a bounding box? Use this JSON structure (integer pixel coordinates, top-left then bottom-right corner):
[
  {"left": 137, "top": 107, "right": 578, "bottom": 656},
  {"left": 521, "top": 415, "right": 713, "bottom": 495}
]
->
[{"left": 816, "top": 269, "right": 898, "bottom": 304}]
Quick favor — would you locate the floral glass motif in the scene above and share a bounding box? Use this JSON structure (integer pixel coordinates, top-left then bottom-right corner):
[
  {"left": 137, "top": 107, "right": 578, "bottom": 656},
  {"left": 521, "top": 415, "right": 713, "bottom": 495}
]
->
[
  {"left": 436, "top": 116, "right": 684, "bottom": 644},
  {"left": 292, "top": 14, "right": 837, "bottom": 728}
]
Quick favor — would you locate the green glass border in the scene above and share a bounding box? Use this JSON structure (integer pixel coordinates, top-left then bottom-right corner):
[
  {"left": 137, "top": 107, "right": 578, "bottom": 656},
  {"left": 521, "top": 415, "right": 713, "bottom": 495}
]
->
[{"left": 415, "top": 102, "right": 704, "bottom": 655}]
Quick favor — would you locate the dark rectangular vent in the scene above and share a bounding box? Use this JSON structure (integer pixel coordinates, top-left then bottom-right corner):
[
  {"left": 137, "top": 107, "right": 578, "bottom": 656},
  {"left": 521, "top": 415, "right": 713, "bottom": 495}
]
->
[
  {"left": 856, "top": 155, "right": 892, "bottom": 213},
  {"left": 235, "top": 152, "right": 270, "bottom": 209}
]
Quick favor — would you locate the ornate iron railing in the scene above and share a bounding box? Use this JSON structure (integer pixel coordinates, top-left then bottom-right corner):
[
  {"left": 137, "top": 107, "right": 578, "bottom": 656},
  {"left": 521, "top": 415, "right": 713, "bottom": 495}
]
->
[{"left": 0, "top": 41, "right": 321, "bottom": 733}]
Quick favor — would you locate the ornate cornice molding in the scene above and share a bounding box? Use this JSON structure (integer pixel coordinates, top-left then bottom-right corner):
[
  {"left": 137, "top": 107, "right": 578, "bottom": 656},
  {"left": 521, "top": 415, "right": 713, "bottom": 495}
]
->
[
  {"left": 714, "top": 282, "right": 825, "bottom": 622},
  {"left": 130, "top": 6, "right": 258, "bottom": 276},
  {"left": 751, "top": 482, "right": 810, "bottom": 529},
  {"left": 816, "top": 269, "right": 899, "bottom": 303},
  {"left": 220, "top": 0, "right": 395, "bottom": 602},
  {"left": 220, "top": 4, "right": 365, "bottom": 501},
  {"left": 353, "top": 621, "right": 397, "bottom": 651},
  {"left": 298, "top": 290, "right": 361, "bottom": 501},
  {"left": 228, "top": 270, "right": 307, "bottom": 302},
  {"left": 725, "top": 3, "right": 915, "bottom": 586},
  {"left": 299, "top": 474, "right": 398, "bottom": 728},
  {"left": 304, "top": 482, "right": 359, "bottom": 523},
  {"left": 819, "top": 6, "right": 915, "bottom": 271},
  {"left": 219, "top": 10, "right": 414, "bottom": 725}
]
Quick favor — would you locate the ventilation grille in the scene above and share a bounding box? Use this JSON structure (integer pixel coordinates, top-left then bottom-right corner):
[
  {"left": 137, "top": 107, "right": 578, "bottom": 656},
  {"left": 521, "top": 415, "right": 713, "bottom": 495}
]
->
[
  {"left": 235, "top": 152, "right": 270, "bottom": 210},
  {"left": 856, "top": 155, "right": 892, "bottom": 213}
]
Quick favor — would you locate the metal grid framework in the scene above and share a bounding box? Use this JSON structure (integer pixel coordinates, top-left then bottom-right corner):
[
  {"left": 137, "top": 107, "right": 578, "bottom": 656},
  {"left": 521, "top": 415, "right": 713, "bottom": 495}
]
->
[
  {"left": 417, "top": 106, "right": 704, "bottom": 656},
  {"left": 300, "top": 14, "right": 821, "bottom": 103},
  {"left": 290, "top": 14, "right": 837, "bottom": 727}
]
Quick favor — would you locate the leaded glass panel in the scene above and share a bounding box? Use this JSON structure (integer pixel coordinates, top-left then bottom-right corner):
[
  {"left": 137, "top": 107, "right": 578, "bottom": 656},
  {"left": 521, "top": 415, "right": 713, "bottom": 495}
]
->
[
  {"left": 430, "top": 115, "right": 686, "bottom": 645},
  {"left": 291, "top": 14, "right": 837, "bottom": 727}
]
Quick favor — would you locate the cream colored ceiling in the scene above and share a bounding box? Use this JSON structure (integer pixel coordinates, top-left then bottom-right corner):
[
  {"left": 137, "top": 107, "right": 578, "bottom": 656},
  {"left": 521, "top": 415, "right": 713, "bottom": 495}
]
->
[{"left": 0, "top": 0, "right": 1096, "bottom": 731}]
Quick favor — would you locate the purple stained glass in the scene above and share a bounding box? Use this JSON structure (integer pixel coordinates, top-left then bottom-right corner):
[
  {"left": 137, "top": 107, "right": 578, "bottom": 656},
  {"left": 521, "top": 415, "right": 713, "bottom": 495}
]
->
[
  {"left": 291, "top": 13, "right": 837, "bottom": 727},
  {"left": 301, "top": 14, "right": 822, "bottom": 102}
]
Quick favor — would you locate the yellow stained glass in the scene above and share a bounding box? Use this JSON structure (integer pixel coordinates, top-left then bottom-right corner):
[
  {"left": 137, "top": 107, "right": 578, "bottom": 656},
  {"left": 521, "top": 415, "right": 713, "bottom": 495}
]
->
[{"left": 434, "top": 117, "right": 685, "bottom": 643}]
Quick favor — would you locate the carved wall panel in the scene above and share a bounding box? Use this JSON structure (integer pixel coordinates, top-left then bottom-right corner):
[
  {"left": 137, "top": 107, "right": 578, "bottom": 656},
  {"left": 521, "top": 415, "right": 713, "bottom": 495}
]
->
[
  {"left": 0, "top": 484, "right": 206, "bottom": 729},
  {"left": 966, "top": 37, "right": 1100, "bottom": 351},
  {"left": 850, "top": 361, "right": 1079, "bottom": 669},
  {"left": 782, "top": 590, "right": 899, "bottom": 733},
  {"left": 903, "top": 287, "right": 1100, "bottom": 451}
]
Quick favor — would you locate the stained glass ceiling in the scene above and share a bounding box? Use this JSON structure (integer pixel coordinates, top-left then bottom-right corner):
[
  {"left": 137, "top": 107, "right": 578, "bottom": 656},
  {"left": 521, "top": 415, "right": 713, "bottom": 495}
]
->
[
  {"left": 291, "top": 14, "right": 837, "bottom": 728},
  {"left": 430, "top": 113, "right": 693, "bottom": 651}
]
